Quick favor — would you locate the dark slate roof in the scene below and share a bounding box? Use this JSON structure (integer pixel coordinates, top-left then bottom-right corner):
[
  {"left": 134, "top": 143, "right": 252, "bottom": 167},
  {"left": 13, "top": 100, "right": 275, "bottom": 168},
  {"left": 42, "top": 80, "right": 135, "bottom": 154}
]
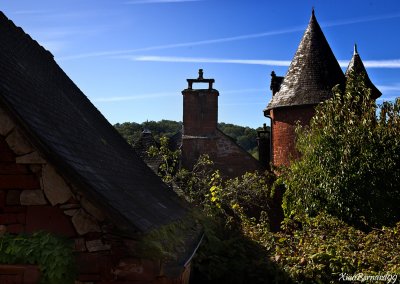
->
[
  {"left": 0, "top": 11, "right": 187, "bottom": 233},
  {"left": 265, "top": 10, "right": 345, "bottom": 111},
  {"left": 345, "top": 45, "right": 382, "bottom": 99}
]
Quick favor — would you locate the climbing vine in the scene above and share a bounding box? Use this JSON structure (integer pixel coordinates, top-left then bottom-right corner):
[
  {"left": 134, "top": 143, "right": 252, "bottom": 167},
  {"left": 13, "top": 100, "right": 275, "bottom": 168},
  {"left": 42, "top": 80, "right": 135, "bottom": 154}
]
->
[{"left": 0, "top": 232, "right": 76, "bottom": 284}]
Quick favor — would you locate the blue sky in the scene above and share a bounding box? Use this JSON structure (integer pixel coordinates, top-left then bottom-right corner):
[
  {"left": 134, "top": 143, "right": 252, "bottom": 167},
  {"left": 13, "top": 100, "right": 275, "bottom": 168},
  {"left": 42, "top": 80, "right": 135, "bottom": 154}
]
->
[{"left": 2, "top": 0, "right": 400, "bottom": 128}]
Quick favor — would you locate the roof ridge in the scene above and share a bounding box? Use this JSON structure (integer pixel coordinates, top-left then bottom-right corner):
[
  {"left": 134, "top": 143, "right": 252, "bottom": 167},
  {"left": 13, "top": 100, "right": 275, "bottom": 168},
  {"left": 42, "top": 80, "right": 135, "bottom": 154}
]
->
[{"left": 0, "top": 11, "right": 54, "bottom": 61}]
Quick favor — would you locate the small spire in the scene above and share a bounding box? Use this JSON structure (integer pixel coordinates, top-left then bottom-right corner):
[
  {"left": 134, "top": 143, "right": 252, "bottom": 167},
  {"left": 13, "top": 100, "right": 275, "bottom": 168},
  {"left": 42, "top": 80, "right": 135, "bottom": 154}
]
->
[
  {"left": 312, "top": 7, "right": 315, "bottom": 16},
  {"left": 353, "top": 43, "right": 358, "bottom": 55},
  {"left": 198, "top": 69, "right": 204, "bottom": 80}
]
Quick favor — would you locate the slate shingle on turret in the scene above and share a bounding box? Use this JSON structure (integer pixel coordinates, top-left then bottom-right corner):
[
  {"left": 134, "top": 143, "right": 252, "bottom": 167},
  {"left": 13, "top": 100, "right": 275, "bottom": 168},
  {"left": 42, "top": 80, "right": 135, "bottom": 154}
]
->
[
  {"left": 346, "top": 44, "right": 382, "bottom": 99},
  {"left": 264, "top": 10, "right": 346, "bottom": 167},
  {"left": 265, "top": 9, "right": 345, "bottom": 112}
]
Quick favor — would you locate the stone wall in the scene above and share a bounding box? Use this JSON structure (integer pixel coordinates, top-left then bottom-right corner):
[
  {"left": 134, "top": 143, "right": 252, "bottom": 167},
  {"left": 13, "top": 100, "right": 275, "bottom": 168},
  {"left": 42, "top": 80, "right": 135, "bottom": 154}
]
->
[
  {"left": 0, "top": 107, "right": 189, "bottom": 284},
  {"left": 270, "top": 105, "right": 315, "bottom": 167}
]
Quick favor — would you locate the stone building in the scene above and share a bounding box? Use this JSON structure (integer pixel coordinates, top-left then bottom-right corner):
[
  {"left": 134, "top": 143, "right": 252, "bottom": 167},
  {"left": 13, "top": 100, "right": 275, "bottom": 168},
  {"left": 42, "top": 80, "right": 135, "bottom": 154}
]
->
[
  {"left": 264, "top": 10, "right": 381, "bottom": 167},
  {"left": 0, "top": 11, "right": 201, "bottom": 284},
  {"left": 178, "top": 70, "right": 263, "bottom": 177}
]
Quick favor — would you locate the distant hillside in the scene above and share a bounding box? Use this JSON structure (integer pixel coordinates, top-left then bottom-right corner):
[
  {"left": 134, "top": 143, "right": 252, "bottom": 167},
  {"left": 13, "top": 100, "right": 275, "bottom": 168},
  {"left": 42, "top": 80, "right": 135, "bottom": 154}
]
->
[{"left": 114, "top": 120, "right": 267, "bottom": 155}]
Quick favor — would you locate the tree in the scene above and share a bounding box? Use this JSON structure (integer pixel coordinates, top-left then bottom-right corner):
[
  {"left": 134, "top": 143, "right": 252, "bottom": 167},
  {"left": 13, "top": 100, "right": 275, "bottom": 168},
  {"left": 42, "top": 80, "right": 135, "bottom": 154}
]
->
[{"left": 283, "top": 73, "right": 400, "bottom": 228}]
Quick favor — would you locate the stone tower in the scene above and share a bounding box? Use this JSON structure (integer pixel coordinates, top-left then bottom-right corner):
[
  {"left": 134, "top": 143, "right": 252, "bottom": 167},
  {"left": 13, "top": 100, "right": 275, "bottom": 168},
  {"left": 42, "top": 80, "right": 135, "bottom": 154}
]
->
[{"left": 264, "top": 10, "right": 345, "bottom": 167}]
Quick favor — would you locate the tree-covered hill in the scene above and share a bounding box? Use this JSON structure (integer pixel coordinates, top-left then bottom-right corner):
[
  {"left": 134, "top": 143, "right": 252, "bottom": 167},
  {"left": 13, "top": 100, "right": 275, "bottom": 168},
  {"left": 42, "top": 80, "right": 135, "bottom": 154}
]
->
[{"left": 114, "top": 120, "right": 267, "bottom": 155}]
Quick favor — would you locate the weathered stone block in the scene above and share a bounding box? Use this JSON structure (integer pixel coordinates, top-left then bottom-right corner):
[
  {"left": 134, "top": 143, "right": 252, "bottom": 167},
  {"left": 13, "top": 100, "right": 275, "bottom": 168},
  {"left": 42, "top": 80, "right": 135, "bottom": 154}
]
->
[
  {"left": 5, "top": 129, "right": 33, "bottom": 155},
  {"left": 0, "top": 225, "right": 6, "bottom": 235},
  {"left": 20, "top": 190, "right": 47, "bottom": 206},
  {"left": 71, "top": 209, "right": 101, "bottom": 235},
  {"left": 0, "top": 108, "right": 15, "bottom": 136},
  {"left": 81, "top": 197, "right": 105, "bottom": 221},
  {"left": 63, "top": 209, "right": 78, "bottom": 216},
  {"left": 85, "top": 239, "right": 111, "bottom": 252},
  {"left": 42, "top": 165, "right": 72, "bottom": 205},
  {"left": 74, "top": 238, "right": 87, "bottom": 252},
  {"left": 16, "top": 152, "right": 46, "bottom": 164}
]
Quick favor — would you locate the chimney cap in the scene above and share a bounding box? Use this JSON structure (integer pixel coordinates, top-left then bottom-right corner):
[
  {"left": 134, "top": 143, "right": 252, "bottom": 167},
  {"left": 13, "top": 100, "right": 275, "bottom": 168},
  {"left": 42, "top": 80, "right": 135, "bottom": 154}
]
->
[{"left": 187, "top": 69, "right": 215, "bottom": 89}]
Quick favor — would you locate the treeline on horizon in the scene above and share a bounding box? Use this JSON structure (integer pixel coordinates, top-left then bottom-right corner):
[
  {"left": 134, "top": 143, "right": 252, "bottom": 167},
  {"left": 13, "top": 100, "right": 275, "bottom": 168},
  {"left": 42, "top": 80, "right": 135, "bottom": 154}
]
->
[{"left": 114, "top": 120, "right": 267, "bottom": 157}]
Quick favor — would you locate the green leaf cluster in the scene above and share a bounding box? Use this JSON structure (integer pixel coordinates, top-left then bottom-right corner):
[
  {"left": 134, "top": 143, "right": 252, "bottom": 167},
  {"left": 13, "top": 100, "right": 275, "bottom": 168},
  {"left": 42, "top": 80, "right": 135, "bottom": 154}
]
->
[
  {"left": 269, "top": 213, "right": 400, "bottom": 283},
  {"left": 114, "top": 120, "right": 262, "bottom": 154},
  {"left": 0, "top": 232, "right": 76, "bottom": 284},
  {"left": 283, "top": 72, "right": 400, "bottom": 228}
]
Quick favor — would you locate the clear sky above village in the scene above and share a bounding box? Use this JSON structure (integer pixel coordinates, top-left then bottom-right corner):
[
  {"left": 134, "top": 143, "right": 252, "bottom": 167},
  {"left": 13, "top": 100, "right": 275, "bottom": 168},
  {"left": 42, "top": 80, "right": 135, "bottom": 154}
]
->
[{"left": 2, "top": 0, "right": 400, "bottom": 128}]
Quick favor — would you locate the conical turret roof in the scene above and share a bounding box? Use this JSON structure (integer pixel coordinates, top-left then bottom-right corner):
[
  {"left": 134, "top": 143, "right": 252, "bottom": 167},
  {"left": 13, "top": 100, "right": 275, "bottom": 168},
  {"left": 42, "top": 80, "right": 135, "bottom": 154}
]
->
[
  {"left": 265, "top": 10, "right": 345, "bottom": 111},
  {"left": 345, "top": 44, "right": 381, "bottom": 99}
]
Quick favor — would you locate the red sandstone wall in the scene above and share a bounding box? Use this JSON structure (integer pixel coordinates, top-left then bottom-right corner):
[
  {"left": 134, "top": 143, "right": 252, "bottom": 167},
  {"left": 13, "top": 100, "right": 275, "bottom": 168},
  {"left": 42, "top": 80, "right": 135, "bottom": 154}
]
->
[{"left": 270, "top": 105, "right": 315, "bottom": 167}]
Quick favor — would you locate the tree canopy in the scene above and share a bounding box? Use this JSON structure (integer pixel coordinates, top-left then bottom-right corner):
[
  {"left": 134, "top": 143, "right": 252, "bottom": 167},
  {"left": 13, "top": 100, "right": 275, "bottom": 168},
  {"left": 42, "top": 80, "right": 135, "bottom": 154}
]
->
[{"left": 283, "top": 72, "right": 400, "bottom": 228}]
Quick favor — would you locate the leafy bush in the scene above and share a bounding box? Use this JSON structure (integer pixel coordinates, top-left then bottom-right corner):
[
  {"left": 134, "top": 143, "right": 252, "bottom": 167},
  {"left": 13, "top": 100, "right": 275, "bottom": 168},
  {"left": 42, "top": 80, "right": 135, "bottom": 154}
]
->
[
  {"left": 283, "top": 73, "right": 400, "bottom": 228},
  {"left": 269, "top": 213, "right": 400, "bottom": 283},
  {"left": 0, "top": 232, "right": 76, "bottom": 284}
]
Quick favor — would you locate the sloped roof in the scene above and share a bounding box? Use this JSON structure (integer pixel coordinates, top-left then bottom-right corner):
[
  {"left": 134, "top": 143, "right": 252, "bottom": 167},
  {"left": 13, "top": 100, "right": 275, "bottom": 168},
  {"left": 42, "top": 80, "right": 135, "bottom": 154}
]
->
[
  {"left": 265, "top": 10, "right": 345, "bottom": 111},
  {"left": 345, "top": 45, "right": 382, "bottom": 99},
  {"left": 0, "top": 11, "right": 187, "bottom": 233}
]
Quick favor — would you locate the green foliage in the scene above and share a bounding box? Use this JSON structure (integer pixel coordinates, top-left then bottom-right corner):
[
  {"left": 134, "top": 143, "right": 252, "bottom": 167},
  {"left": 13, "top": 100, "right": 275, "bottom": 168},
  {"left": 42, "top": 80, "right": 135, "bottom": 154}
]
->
[
  {"left": 270, "top": 213, "right": 400, "bottom": 283},
  {"left": 114, "top": 120, "right": 181, "bottom": 145},
  {"left": 0, "top": 232, "right": 76, "bottom": 284},
  {"left": 114, "top": 121, "right": 142, "bottom": 145},
  {"left": 283, "top": 73, "right": 400, "bottom": 228},
  {"left": 114, "top": 120, "right": 262, "bottom": 154},
  {"left": 135, "top": 213, "right": 200, "bottom": 262},
  {"left": 147, "top": 136, "right": 181, "bottom": 185}
]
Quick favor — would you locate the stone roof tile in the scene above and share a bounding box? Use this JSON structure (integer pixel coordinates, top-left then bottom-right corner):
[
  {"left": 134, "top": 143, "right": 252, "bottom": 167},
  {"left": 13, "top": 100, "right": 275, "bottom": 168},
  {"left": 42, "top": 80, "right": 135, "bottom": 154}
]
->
[{"left": 265, "top": 10, "right": 345, "bottom": 111}]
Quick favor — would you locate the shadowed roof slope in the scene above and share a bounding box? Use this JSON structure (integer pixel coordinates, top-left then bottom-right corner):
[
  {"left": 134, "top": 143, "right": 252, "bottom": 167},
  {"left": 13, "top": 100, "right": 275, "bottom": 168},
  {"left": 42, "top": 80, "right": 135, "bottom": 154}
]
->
[
  {"left": 265, "top": 10, "right": 345, "bottom": 111},
  {"left": 0, "top": 11, "right": 187, "bottom": 233},
  {"left": 346, "top": 45, "right": 382, "bottom": 99}
]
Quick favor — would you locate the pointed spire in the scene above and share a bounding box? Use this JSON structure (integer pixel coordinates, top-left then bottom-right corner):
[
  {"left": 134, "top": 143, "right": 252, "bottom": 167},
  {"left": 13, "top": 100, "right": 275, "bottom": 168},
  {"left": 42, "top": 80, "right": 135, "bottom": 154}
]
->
[
  {"left": 346, "top": 45, "right": 381, "bottom": 99},
  {"left": 266, "top": 9, "right": 345, "bottom": 110}
]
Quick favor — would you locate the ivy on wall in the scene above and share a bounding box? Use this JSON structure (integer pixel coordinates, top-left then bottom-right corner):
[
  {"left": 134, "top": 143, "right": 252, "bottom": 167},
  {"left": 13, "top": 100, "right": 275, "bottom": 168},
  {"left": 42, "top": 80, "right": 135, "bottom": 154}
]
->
[{"left": 0, "top": 232, "right": 76, "bottom": 284}]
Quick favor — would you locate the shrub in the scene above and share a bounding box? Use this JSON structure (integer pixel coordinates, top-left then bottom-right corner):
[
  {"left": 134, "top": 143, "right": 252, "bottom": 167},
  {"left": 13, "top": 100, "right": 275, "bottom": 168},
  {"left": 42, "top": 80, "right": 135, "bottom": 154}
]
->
[{"left": 283, "top": 73, "right": 400, "bottom": 228}]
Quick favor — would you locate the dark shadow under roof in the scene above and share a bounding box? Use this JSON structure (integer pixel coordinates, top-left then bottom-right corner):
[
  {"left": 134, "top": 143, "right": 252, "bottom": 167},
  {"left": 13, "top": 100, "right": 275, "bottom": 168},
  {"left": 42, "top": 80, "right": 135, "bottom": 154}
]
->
[
  {"left": 0, "top": 11, "right": 187, "bottom": 233},
  {"left": 265, "top": 10, "right": 345, "bottom": 111}
]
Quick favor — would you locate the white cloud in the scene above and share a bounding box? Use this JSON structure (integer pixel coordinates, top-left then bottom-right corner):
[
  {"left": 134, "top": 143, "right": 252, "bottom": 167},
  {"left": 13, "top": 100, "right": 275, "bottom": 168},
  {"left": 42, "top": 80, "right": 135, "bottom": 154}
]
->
[
  {"left": 377, "top": 85, "right": 400, "bottom": 93},
  {"left": 58, "top": 26, "right": 303, "bottom": 61},
  {"left": 339, "top": 59, "right": 400, "bottom": 68},
  {"left": 92, "top": 88, "right": 268, "bottom": 103},
  {"left": 128, "top": 55, "right": 400, "bottom": 69},
  {"left": 58, "top": 11, "right": 400, "bottom": 61},
  {"left": 323, "top": 12, "right": 400, "bottom": 28},
  {"left": 128, "top": 55, "right": 291, "bottom": 66}
]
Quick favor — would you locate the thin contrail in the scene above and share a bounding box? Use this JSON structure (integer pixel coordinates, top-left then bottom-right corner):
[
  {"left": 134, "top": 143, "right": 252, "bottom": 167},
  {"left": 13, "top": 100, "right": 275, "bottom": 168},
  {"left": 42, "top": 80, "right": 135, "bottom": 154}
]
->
[
  {"left": 58, "top": 12, "right": 400, "bottom": 61},
  {"left": 131, "top": 55, "right": 400, "bottom": 68}
]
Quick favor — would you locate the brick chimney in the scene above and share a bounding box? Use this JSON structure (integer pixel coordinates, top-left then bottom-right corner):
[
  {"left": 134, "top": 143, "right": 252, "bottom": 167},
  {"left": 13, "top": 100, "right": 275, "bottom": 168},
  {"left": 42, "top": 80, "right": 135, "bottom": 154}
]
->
[
  {"left": 257, "top": 123, "right": 270, "bottom": 169},
  {"left": 182, "top": 69, "right": 219, "bottom": 136}
]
